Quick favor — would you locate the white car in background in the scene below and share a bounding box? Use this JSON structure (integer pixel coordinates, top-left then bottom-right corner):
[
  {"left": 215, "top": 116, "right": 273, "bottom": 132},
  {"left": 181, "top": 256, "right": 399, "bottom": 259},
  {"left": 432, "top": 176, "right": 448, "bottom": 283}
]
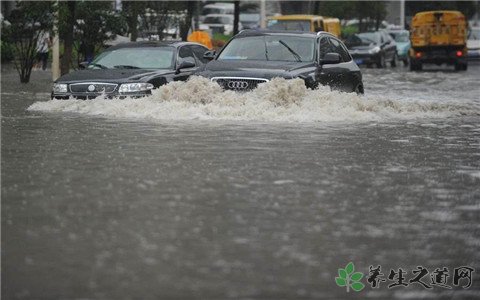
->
[
  {"left": 467, "top": 27, "right": 480, "bottom": 60},
  {"left": 200, "top": 3, "right": 234, "bottom": 22},
  {"left": 200, "top": 14, "right": 241, "bottom": 35}
]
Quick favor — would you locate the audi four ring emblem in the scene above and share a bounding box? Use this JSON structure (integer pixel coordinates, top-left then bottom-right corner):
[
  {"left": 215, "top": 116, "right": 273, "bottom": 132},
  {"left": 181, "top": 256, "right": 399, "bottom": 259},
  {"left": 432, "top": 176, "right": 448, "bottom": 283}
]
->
[{"left": 227, "top": 81, "right": 248, "bottom": 89}]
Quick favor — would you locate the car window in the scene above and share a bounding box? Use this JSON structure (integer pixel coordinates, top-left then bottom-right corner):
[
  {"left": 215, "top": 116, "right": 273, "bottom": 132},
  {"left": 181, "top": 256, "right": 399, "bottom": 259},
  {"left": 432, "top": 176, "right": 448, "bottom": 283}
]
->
[
  {"left": 319, "top": 37, "right": 335, "bottom": 59},
  {"left": 178, "top": 46, "right": 197, "bottom": 66},
  {"left": 179, "top": 46, "right": 195, "bottom": 59},
  {"left": 328, "top": 37, "right": 351, "bottom": 62},
  {"left": 192, "top": 45, "right": 209, "bottom": 64}
]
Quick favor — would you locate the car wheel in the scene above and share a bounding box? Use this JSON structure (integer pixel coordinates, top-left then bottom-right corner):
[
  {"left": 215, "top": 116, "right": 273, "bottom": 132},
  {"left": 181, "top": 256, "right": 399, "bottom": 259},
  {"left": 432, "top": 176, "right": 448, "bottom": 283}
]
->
[
  {"left": 409, "top": 59, "right": 422, "bottom": 71},
  {"left": 376, "top": 55, "right": 385, "bottom": 68},
  {"left": 454, "top": 62, "right": 468, "bottom": 71},
  {"left": 391, "top": 54, "right": 397, "bottom": 67},
  {"left": 354, "top": 84, "right": 364, "bottom": 95}
]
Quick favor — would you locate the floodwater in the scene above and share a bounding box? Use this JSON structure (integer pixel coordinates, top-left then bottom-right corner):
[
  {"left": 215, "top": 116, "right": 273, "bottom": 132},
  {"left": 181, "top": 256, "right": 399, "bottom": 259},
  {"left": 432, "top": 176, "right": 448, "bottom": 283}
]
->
[{"left": 2, "top": 64, "right": 480, "bottom": 299}]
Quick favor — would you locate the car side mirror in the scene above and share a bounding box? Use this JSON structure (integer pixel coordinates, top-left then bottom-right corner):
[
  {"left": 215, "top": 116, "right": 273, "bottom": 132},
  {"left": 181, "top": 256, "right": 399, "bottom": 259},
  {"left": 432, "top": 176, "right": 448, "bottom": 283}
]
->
[
  {"left": 176, "top": 57, "right": 196, "bottom": 73},
  {"left": 320, "top": 52, "right": 341, "bottom": 65},
  {"left": 78, "top": 61, "right": 89, "bottom": 69},
  {"left": 203, "top": 50, "right": 216, "bottom": 60}
]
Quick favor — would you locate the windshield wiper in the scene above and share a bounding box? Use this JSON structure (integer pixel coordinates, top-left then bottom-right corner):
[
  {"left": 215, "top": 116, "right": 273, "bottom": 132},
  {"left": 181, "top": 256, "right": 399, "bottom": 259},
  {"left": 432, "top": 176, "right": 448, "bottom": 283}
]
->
[
  {"left": 89, "top": 63, "right": 108, "bottom": 69},
  {"left": 278, "top": 40, "right": 302, "bottom": 62},
  {"left": 113, "top": 65, "right": 141, "bottom": 69}
]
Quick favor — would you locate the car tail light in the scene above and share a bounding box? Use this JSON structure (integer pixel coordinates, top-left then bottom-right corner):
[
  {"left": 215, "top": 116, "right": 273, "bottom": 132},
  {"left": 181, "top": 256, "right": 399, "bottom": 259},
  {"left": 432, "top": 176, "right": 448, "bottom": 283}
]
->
[
  {"left": 456, "top": 51, "right": 463, "bottom": 57},
  {"left": 415, "top": 52, "right": 422, "bottom": 58}
]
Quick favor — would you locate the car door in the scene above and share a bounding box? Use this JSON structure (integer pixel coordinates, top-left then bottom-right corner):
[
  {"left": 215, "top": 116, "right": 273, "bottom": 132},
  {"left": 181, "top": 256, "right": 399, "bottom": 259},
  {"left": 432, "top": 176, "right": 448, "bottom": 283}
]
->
[
  {"left": 328, "top": 37, "right": 358, "bottom": 92},
  {"left": 175, "top": 45, "right": 198, "bottom": 82},
  {"left": 316, "top": 36, "right": 342, "bottom": 89},
  {"left": 381, "top": 31, "right": 396, "bottom": 60},
  {"left": 316, "top": 37, "right": 351, "bottom": 91}
]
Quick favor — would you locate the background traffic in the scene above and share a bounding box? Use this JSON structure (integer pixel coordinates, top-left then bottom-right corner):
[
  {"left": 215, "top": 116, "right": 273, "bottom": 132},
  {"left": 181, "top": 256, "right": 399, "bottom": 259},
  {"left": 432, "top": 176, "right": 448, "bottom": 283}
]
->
[{"left": 1, "top": 1, "right": 479, "bottom": 84}]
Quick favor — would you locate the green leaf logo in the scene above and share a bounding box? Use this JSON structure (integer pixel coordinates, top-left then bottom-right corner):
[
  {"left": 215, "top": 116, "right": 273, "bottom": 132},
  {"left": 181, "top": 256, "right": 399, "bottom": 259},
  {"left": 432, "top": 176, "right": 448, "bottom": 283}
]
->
[{"left": 335, "top": 262, "right": 365, "bottom": 292}]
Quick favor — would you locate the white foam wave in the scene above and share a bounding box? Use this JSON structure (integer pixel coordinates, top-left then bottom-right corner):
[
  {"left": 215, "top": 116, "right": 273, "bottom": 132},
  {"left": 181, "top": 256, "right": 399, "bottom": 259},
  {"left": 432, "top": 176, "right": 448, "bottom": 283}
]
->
[{"left": 28, "top": 76, "right": 479, "bottom": 123}]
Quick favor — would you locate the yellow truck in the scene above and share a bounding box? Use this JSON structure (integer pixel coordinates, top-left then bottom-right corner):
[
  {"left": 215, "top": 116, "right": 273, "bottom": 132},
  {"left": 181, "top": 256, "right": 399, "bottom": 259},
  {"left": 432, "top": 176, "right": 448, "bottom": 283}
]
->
[
  {"left": 409, "top": 10, "right": 468, "bottom": 71},
  {"left": 267, "top": 15, "right": 341, "bottom": 37}
]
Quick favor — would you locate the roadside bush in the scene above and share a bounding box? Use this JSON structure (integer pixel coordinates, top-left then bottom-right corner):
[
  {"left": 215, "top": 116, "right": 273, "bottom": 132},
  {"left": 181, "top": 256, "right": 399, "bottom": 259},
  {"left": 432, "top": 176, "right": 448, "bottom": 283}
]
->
[{"left": 1, "top": 40, "right": 15, "bottom": 63}]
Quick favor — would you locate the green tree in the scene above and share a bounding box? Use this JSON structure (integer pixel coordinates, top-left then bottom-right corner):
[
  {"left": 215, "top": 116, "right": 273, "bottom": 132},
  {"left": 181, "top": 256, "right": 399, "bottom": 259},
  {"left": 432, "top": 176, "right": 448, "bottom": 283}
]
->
[
  {"left": 406, "top": 0, "right": 477, "bottom": 20},
  {"left": 73, "top": 1, "right": 126, "bottom": 64},
  {"left": 122, "top": 1, "right": 146, "bottom": 41},
  {"left": 5, "top": 1, "right": 55, "bottom": 83}
]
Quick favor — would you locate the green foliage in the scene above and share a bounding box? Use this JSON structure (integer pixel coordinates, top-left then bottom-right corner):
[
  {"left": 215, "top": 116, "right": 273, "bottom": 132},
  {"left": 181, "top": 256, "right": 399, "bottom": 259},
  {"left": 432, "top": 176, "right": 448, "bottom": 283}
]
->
[
  {"left": 74, "top": 1, "right": 126, "bottom": 52},
  {"left": 0, "top": 40, "right": 15, "bottom": 62},
  {"left": 335, "top": 262, "right": 365, "bottom": 292},
  {"left": 341, "top": 25, "right": 358, "bottom": 39},
  {"left": 213, "top": 33, "right": 232, "bottom": 42},
  {"left": 5, "top": 1, "right": 55, "bottom": 83},
  {"left": 406, "top": 1, "right": 477, "bottom": 19}
]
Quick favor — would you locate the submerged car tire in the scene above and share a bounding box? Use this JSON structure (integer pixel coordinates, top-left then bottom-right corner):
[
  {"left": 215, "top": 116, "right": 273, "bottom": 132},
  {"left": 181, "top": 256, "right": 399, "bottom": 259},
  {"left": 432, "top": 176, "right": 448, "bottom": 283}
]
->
[
  {"left": 409, "top": 60, "right": 422, "bottom": 71},
  {"left": 376, "top": 55, "right": 386, "bottom": 68},
  {"left": 454, "top": 62, "right": 468, "bottom": 71},
  {"left": 391, "top": 54, "right": 398, "bottom": 67},
  {"left": 354, "top": 84, "right": 364, "bottom": 95}
]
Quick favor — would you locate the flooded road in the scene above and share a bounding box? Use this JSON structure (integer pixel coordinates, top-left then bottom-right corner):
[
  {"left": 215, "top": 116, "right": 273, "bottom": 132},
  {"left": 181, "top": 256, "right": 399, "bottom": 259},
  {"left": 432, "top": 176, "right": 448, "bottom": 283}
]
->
[{"left": 2, "top": 64, "right": 480, "bottom": 299}]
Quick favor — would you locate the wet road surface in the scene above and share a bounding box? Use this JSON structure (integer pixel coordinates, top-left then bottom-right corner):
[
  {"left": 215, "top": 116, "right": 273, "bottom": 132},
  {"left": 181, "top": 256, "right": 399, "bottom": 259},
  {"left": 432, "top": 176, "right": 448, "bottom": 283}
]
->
[{"left": 2, "top": 64, "right": 480, "bottom": 299}]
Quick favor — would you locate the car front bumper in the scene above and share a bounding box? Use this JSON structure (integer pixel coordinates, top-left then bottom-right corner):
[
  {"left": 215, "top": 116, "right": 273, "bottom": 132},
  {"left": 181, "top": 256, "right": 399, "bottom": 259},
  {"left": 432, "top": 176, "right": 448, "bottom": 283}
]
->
[{"left": 51, "top": 90, "right": 152, "bottom": 100}]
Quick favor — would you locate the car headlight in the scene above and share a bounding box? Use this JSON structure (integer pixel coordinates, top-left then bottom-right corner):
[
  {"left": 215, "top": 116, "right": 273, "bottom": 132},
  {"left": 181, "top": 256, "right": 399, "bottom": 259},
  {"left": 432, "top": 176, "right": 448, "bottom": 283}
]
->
[
  {"left": 52, "top": 83, "right": 68, "bottom": 93},
  {"left": 118, "top": 82, "right": 154, "bottom": 93},
  {"left": 369, "top": 46, "right": 381, "bottom": 54}
]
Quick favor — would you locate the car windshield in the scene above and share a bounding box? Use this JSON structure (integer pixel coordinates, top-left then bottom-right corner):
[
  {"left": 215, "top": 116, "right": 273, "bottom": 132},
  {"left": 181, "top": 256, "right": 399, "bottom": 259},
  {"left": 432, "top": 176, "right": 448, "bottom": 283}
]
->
[
  {"left": 267, "top": 20, "right": 311, "bottom": 31},
  {"left": 89, "top": 47, "right": 175, "bottom": 69},
  {"left": 204, "top": 16, "right": 231, "bottom": 24},
  {"left": 345, "top": 33, "right": 380, "bottom": 46},
  {"left": 218, "top": 35, "right": 315, "bottom": 62},
  {"left": 390, "top": 31, "right": 409, "bottom": 43}
]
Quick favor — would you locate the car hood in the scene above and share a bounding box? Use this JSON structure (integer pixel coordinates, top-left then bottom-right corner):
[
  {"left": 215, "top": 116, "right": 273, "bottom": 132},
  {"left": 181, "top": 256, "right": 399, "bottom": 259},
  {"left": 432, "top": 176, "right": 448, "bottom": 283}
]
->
[
  {"left": 56, "top": 69, "right": 173, "bottom": 83},
  {"left": 202, "top": 60, "right": 316, "bottom": 79}
]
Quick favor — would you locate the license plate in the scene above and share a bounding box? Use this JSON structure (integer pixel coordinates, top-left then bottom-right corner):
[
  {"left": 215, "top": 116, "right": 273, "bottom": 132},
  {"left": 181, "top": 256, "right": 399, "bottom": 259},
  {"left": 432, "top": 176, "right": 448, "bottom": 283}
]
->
[{"left": 354, "top": 59, "right": 363, "bottom": 64}]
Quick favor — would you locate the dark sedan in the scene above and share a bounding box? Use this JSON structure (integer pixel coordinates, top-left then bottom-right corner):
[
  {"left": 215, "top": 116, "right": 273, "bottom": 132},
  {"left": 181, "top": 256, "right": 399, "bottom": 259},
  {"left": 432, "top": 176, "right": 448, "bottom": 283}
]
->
[
  {"left": 198, "top": 30, "right": 364, "bottom": 94},
  {"left": 346, "top": 31, "right": 397, "bottom": 68},
  {"left": 51, "top": 41, "right": 209, "bottom": 99}
]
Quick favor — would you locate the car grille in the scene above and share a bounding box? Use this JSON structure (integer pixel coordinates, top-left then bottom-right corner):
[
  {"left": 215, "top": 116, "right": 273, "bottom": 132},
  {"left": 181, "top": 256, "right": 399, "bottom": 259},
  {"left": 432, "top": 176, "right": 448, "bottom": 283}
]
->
[
  {"left": 69, "top": 83, "right": 118, "bottom": 93},
  {"left": 212, "top": 77, "right": 269, "bottom": 91}
]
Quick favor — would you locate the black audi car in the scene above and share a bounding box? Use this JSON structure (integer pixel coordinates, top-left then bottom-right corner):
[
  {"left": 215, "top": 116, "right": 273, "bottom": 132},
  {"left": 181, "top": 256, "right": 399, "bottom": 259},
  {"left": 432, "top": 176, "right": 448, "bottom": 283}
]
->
[
  {"left": 51, "top": 41, "right": 209, "bottom": 99},
  {"left": 198, "top": 30, "right": 364, "bottom": 94},
  {"left": 345, "top": 31, "right": 397, "bottom": 68}
]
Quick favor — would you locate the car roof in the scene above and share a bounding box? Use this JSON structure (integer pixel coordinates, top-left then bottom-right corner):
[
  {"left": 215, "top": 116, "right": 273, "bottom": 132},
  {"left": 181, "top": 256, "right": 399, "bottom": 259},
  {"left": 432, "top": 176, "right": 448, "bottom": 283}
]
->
[
  {"left": 106, "top": 41, "right": 203, "bottom": 51},
  {"left": 236, "top": 29, "right": 331, "bottom": 38}
]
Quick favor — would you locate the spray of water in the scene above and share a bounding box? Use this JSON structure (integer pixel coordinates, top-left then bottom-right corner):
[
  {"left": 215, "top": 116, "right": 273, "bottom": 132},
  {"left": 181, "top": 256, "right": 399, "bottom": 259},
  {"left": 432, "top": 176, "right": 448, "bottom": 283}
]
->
[{"left": 28, "top": 76, "right": 478, "bottom": 122}]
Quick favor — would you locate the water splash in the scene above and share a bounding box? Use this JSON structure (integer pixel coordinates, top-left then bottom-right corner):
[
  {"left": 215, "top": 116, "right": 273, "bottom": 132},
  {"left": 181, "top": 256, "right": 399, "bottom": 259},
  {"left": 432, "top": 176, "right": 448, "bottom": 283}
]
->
[{"left": 28, "top": 76, "right": 479, "bottom": 123}]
